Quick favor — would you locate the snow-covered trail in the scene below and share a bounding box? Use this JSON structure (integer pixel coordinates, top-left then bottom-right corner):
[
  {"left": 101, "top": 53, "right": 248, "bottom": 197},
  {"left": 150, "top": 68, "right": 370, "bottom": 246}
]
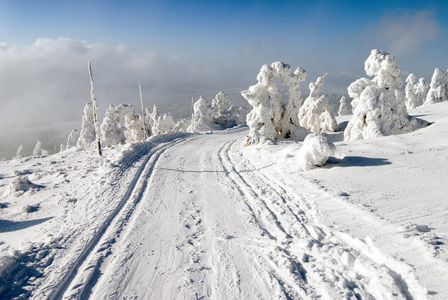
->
[{"left": 56, "top": 127, "right": 428, "bottom": 300}]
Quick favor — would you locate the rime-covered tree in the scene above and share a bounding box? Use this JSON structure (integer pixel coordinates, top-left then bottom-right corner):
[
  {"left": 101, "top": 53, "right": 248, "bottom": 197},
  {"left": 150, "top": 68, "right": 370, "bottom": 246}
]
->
[
  {"left": 153, "top": 113, "right": 176, "bottom": 135},
  {"left": 405, "top": 73, "right": 423, "bottom": 109},
  {"left": 338, "top": 96, "right": 352, "bottom": 116},
  {"left": 241, "top": 61, "right": 308, "bottom": 144},
  {"left": 15, "top": 145, "right": 24, "bottom": 160},
  {"left": 77, "top": 102, "right": 96, "bottom": 149},
  {"left": 424, "top": 68, "right": 448, "bottom": 105},
  {"left": 66, "top": 129, "right": 79, "bottom": 149},
  {"left": 344, "top": 49, "right": 425, "bottom": 141},
  {"left": 414, "top": 77, "right": 428, "bottom": 107},
  {"left": 33, "top": 140, "right": 43, "bottom": 157},
  {"left": 101, "top": 104, "right": 126, "bottom": 146},
  {"left": 187, "top": 96, "right": 214, "bottom": 132},
  {"left": 298, "top": 74, "right": 337, "bottom": 133}
]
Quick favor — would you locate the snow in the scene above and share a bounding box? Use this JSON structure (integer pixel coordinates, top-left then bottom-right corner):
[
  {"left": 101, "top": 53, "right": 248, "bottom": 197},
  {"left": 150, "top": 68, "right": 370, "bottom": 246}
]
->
[{"left": 0, "top": 100, "right": 447, "bottom": 299}]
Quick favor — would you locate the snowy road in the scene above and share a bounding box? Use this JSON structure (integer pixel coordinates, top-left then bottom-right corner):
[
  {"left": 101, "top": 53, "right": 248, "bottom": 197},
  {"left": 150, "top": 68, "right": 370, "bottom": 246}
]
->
[{"left": 34, "top": 127, "right": 428, "bottom": 300}]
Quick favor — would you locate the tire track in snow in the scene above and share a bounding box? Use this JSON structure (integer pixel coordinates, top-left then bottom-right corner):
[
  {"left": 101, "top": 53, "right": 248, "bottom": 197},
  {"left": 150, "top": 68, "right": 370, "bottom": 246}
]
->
[
  {"left": 218, "top": 139, "right": 428, "bottom": 299},
  {"left": 48, "top": 136, "right": 188, "bottom": 300}
]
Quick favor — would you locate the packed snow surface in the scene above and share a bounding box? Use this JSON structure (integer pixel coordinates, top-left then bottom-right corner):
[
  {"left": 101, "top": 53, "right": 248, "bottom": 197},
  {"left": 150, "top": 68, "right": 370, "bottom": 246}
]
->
[{"left": 0, "top": 102, "right": 448, "bottom": 299}]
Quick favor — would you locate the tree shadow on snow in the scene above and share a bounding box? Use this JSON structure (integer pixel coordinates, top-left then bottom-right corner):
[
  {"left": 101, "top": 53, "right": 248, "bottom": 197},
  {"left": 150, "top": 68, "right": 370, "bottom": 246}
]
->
[
  {"left": 0, "top": 217, "right": 53, "bottom": 233},
  {"left": 327, "top": 156, "right": 391, "bottom": 167}
]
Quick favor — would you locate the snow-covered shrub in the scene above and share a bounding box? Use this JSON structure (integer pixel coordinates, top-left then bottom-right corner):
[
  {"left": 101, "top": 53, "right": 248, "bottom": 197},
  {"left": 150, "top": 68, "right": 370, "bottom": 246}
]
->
[
  {"left": 344, "top": 49, "right": 425, "bottom": 141},
  {"left": 187, "top": 96, "right": 214, "bottom": 132},
  {"left": 77, "top": 102, "right": 96, "bottom": 149},
  {"left": 210, "top": 92, "right": 240, "bottom": 128},
  {"left": 153, "top": 113, "right": 176, "bottom": 135},
  {"left": 242, "top": 61, "right": 308, "bottom": 144},
  {"left": 338, "top": 96, "right": 352, "bottom": 116},
  {"left": 298, "top": 74, "right": 337, "bottom": 133},
  {"left": 66, "top": 129, "right": 79, "bottom": 150},
  {"left": 424, "top": 68, "right": 448, "bottom": 105},
  {"left": 3, "top": 176, "right": 38, "bottom": 198}
]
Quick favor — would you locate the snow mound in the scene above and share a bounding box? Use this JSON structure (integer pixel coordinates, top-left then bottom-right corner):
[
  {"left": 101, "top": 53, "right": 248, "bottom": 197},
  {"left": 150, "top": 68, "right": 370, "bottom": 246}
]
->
[
  {"left": 281, "top": 133, "right": 337, "bottom": 171},
  {"left": 2, "top": 176, "right": 42, "bottom": 198}
]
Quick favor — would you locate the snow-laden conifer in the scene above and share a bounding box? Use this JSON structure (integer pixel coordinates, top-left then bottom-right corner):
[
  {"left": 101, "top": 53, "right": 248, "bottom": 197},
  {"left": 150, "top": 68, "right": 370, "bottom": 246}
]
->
[
  {"left": 32, "top": 141, "right": 43, "bottom": 157},
  {"left": 344, "top": 49, "right": 425, "bottom": 141},
  {"left": 424, "top": 68, "right": 448, "bottom": 105},
  {"left": 242, "top": 61, "right": 308, "bottom": 144},
  {"left": 77, "top": 103, "right": 96, "bottom": 149},
  {"left": 298, "top": 74, "right": 337, "bottom": 133},
  {"left": 405, "top": 73, "right": 418, "bottom": 109},
  {"left": 153, "top": 113, "right": 176, "bottom": 135},
  {"left": 338, "top": 96, "right": 352, "bottom": 116},
  {"left": 66, "top": 129, "right": 79, "bottom": 150},
  {"left": 187, "top": 96, "right": 214, "bottom": 132},
  {"left": 15, "top": 145, "right": 24, "bottom": 160},
  {"left": 414, "top": 78, "right": 428, "bottom": 107},
  {"left": 101, "top": 104, "right": 126, "bottom": 147}
]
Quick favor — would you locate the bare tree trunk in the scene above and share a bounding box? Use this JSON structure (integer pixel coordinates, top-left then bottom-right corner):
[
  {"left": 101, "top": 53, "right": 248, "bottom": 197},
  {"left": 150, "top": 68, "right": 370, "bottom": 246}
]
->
[
  {"left": 88, "top": 61, "right": 103, "bottom": 163},
  {"left": 139, "top": 80, "right": 148, "bottom": 140}
]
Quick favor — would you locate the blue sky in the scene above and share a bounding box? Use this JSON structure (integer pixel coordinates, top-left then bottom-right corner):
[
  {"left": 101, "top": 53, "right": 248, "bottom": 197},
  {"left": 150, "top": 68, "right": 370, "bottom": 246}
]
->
[{"left": 0, "top": 0, "right": 447, "bottom": 132}]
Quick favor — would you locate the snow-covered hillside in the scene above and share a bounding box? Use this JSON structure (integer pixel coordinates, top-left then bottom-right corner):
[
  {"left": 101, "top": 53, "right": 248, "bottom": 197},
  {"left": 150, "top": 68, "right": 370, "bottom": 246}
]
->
[{"left": 0, "top": 100, "right": 447, "bottom": 299}]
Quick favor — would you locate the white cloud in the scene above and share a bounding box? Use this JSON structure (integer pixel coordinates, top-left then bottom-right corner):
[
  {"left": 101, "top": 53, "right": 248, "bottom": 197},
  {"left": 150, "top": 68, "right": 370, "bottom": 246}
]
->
[
  {"left": 0, "top": 37, "right": 248, "bottom": 132},
  {"left": 373, "top": 10, "right": 440, "bottom": 58}
]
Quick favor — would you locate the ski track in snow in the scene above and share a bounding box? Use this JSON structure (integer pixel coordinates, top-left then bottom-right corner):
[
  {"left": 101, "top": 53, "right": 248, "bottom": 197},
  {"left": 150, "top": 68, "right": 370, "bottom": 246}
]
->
[{"left": 1, "top": 127, "right": 439, "bottom": 299}]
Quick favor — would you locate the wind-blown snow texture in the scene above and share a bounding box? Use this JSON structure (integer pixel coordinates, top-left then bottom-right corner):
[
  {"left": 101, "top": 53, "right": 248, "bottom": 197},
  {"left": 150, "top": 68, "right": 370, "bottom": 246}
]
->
[{"left": 1, "top": 100, "right": 448, "bottom": 299}]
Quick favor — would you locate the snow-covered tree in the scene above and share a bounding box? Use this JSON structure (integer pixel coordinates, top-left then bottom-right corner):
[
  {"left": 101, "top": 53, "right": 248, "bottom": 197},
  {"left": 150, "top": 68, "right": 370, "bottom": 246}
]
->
[
  {"left": 187, "top": 96, "right": 214, "bottom": 132},
  {"left": 15, "top": 145, "right": 24, "bottom": 160},
  {"left": 173, "top": 118, "right": 191, "bottom": 132},
  {"left": 66, "top": 129, "right": 79, "bottom": 149},
  {"left": 241, "top": 61, "right": 308, "bottom": 144},
  {"left": 424, "top": 68, "right": 448, "bottom": 105},
  {"left": 77, "top": 102, "right": 97, "bottom": 149},
  {"left": 404, "top": 73, "right": 424, "bottom": 109},
  {"left": 414, "top": 77, "right": 428, "bottom": 107},
  {"left": 338, "top": 96, "right": 352, "bottom": 116},
  {"left": 33, "top": 141, "right": 44, "bottom": 157},
  {"left": 100, "top": 104, "right": 126, "bottom": 147},
  {"left": 210, "top": 92, "right": 246, "bottom": 128},
  {"left": 298, "top": 74, "right": 337, "bottom": 133},
  {"left": 153, "top": 113, "right": 176, "bottom": 135},
  {"left": 344, "top": 49, "right": 424, "bottom": 141}
]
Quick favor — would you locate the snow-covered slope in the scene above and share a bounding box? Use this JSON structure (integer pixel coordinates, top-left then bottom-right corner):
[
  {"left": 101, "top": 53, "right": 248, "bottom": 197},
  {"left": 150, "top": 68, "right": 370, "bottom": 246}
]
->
[{"left": 0, "top": 102, "right": 447, "bottom": 299}]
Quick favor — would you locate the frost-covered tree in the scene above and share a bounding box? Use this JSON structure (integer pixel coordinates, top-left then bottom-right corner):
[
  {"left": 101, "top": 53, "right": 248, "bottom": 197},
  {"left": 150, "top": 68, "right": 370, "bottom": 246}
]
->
[
  {"left": 77, "top": 102, "right": 96, "bottom": 149},
  {"left": 344, "top": 49, "right": 425, "bottom": 141},
  {"left": 173, "top": 118, "right": 191, "bottom": 132},
  {"left": 210, "top": 91, "right": 246, "bottom": 128},
  {"left": 414, "top": 77, "right": 428, "bottom": 107},
  {"left": 101, "top": 104, "right": 126, "bottom": 146},
  {"left": 298, "top": 74, "right": 337, "bottom": 133},
  {"left": 153, "top": 113, "right": 176, "bottom": 135},
  {"left": 241, "top": 61, "right": 308, "bottom": 144},
  {"left": 66, "top": 129, "right": 79, "bottom": 149},
  {"left": 15, "top": 145, "right": 24, "bottom": 160},
  {"left": 187, "top": 96, "right": 214, "bottom": 132},
  {"left": 33, "top": 140, "right": 44, "bottom": 157},
  {"left": 424, "top": 68, "right": 448, "bottom": 105},
  {"left": 338, "top": 96, "right": 352, "bottom": 116},
  {"left": 404, "top": 73, "right": 426, "bottom": 109}
]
